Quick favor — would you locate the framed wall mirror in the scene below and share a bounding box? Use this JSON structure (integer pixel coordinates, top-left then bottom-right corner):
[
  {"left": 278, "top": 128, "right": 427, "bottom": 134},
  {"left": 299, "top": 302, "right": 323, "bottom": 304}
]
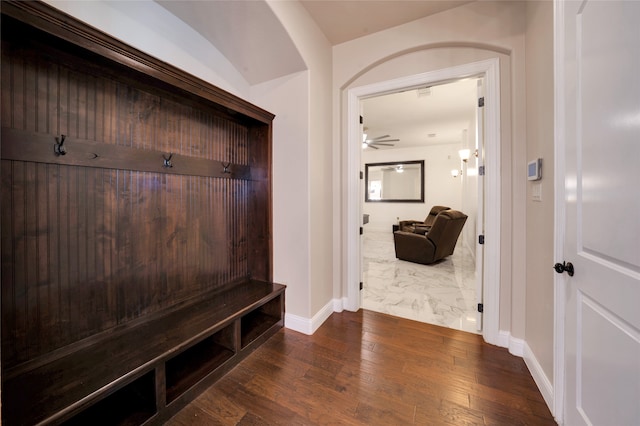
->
[{"left": 365, "top": 160, "right": 424, "bottom": 202}]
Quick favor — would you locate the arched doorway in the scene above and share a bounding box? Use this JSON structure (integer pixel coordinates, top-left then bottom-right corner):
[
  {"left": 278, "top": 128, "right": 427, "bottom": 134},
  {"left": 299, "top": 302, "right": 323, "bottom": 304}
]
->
[{"left": 343, "top": 58, "right": 502, "bottom": 345}]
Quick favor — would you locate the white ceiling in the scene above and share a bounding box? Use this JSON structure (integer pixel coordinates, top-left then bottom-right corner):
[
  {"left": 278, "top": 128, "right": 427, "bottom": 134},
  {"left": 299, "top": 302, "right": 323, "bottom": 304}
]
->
[
  {"left": 362, "top": 78, "right": 479, "bottom": 150},
  {"left": 155, "top": 0, "right": 478, "bottom": 151},
  {"left": 156, "top": 0, "right": 306, "bottom": 85},
  {"left": 299, "top": 0, "right": 474, "bottom": 45},
  {"left": 156, "top": 0, "right": 473, "bottom": 83},
  {"left": 299, "top": 0, "right": 479, "bottom": 151},
  {"left": 298, "top": 0, "right": 478, "bottom": 151}
]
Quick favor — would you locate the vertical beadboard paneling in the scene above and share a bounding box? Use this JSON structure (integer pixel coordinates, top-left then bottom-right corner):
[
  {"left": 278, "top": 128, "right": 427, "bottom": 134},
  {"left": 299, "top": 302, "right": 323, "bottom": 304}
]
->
[
  {"left": 47, "top": 62, "right": 59, "bottom": 137},
  {"left": 1, "top": 160, "right": 16, "bottom": 363},
  {"left": 36, "top": 60, "right": 49, "bottom": 134},
  {"left": 12, "top": 56, "right": 25, "bottom": 130},
  {"left": 1, "top": 24, "right": 258, "bottom": 368},
  {"left": 35, "top": 163, "right": 50, "bottom": 353},
  {"left": 84, "top": 167, "right": 97, "bottom": 330},
  {"left": 12, "top": 161, "right": 27, "bottom": 360},
  {"left": 24, "top": 54, "right": 37, "bottom": 132},
  {"left": 1, "top": 48, "right": 12, "bottom": 127}
]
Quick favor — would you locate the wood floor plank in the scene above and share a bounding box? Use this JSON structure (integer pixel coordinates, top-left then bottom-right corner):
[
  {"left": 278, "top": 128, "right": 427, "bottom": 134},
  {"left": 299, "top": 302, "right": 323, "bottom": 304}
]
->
[
  {"left": 192, "top": 387, "right": 247, "bottom": 424},
  {"left": 354, "top": 400, "right": 416, "bottom": 425},
  {"left": 168, "top": 404, "right": 229, "bottom": 426},
  {"left": 166, "top": 310, "right": 556, "bottom": 425}
]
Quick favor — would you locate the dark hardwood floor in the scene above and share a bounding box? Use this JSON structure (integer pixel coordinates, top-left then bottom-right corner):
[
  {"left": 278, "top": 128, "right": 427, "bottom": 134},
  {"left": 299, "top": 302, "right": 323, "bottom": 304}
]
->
[{"left": 166, "top": 310, "right": 556, "bottom": 425}]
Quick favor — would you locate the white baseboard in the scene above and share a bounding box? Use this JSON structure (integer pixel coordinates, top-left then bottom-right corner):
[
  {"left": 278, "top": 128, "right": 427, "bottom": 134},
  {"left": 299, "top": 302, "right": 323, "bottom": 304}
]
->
[
  {"left": 496, "top": 332, "right": 554, "bottom": 416},
  {"left": 333, "top": 297, "right": 345, "bottom": 313},
  {"left": 284, "top": 299, "right": 334, "bottom": 335},
  {"left": 523, "top": 342, "right": 554, "bottom": 414},
  {"left": 284, "top": 313, "right": 312, "bottom": 335},
  {"left": 497, "top": 330, "right": 524, "bottom": 357}
]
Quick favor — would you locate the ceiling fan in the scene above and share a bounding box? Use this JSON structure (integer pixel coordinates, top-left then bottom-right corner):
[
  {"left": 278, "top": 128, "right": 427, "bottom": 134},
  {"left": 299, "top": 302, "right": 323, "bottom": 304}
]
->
[{"left": 362, "top": 134, "right": 399, "bottom": 149}]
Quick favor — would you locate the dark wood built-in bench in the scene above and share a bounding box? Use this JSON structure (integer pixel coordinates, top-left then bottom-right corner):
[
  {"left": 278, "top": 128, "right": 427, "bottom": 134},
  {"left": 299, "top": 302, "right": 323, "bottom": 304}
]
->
[
  {"left": 1, "top": 2, "right": 284, "bottom": 424},
  {"left": 3, "top": 280, "right": 285, "bottom": 425}
]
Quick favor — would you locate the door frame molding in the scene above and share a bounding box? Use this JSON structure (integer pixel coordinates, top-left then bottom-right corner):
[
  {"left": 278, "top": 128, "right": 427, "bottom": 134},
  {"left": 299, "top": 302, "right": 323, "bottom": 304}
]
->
[
  {"left": 553, "top": 0, "right": 567, "bottom": 422},
  {"left": 343, "top": 58, "right": 502, "bottom": 346}
]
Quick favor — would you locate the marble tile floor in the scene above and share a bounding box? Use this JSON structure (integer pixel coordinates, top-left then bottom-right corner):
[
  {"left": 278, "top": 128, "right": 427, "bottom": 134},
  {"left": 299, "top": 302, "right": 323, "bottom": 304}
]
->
[{"left": 362, "top": 229, "right": 479, "bottom": 334}]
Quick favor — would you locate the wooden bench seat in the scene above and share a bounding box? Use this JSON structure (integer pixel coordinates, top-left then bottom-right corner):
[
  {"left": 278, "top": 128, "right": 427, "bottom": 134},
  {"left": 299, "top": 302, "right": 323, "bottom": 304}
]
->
[{"left": 3, "top": 280, "right": 285, "bottom": 425}]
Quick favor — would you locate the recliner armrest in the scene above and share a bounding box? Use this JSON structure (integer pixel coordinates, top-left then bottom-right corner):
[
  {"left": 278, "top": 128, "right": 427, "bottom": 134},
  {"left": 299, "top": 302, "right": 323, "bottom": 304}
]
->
[
  {"left": 393, "top": 231, "right": 436, "bottom": 265},
  {"left": 398, "top": 220, "right": 423, "bottom": 227}
]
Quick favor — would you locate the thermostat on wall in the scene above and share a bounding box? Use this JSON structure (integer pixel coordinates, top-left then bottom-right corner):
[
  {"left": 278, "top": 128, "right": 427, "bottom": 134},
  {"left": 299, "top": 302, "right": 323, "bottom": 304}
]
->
[{"left": 528, "top": 158, "right": 542, "bottom": 181}]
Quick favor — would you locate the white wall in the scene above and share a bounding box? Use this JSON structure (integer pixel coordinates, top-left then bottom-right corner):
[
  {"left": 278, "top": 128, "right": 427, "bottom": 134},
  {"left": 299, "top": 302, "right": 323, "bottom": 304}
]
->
[
  {"left": 524, "top": 0, "right": 555, "bottom": 399},
  {"left": 262, "top": 1, "right": 334, "bottom": 328},
  {"left": 333, "top": 0, "right": 528, "bottom": 339},
  {"left": 362, "top": 145, "right": 463, "bottom": 232},
  {"left": 251, "top": 71, "right": 311, "bottom": 322}
]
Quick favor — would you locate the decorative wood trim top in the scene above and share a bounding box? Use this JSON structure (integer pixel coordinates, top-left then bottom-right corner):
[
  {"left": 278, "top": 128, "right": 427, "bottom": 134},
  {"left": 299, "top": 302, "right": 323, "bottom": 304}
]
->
[{"left": 0, "top": 0, "right": 275, "bottom": 124}]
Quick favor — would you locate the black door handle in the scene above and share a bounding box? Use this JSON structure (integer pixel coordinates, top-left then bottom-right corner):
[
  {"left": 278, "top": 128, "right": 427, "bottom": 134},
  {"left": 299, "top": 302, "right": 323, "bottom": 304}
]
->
[{"left": 554, "top": 261, "right": 574, "bottom": 277}]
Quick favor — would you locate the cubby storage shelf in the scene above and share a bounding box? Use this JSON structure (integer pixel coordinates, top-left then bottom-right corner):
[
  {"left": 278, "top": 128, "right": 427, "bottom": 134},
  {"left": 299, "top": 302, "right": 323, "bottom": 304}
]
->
[
  {"left": 61, "top": 371, "right": 157, "bottom": 426},
  {"left": 165, "top": 324, "right": 236, "bottom": 403},
  {"left": 241, "top": 296, "right": 284, "bottom": 348},
  {"left": 3, "top": 281, "right": 285, "bottom": 425}
]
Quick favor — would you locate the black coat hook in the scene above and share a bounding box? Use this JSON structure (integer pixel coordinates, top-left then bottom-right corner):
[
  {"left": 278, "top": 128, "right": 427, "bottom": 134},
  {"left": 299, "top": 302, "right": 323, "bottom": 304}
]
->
[
  {"left": 163, "top": 153, "right": 173, "bottom": 168},
  {"left": 54, "top": 135, "right": 67, "bottom": 156}
]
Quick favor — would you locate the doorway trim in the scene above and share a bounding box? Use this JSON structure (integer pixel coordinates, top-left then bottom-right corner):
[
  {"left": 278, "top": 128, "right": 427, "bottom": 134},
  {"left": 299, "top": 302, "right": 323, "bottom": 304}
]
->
[
  {"left": 344, "top": 58, "right": 502, "bottom": 345},
  {"left": 552, "top": 0, "right": 566, "bottom": 421}
]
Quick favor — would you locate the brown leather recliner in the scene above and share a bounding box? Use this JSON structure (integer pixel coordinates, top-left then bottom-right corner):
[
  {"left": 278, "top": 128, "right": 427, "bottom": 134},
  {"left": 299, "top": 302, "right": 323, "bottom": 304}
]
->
[
  {"left": 394, "top": 209, "right": 468, "bottom": 264},
  {"left": 398, "top": 205, "right": 450, "bottom": 234}
]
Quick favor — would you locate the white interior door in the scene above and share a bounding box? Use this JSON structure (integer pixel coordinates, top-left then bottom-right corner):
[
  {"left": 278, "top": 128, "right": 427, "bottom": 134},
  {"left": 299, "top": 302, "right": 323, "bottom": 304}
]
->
[{"left": 560, "top": 1, "right": 640, "bottom": 424}]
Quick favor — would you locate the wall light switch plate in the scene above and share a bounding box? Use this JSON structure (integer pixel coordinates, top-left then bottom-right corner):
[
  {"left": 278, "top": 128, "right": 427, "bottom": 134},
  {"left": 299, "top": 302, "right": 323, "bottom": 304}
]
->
[{"left": 532, "top": 182, "right": 542, "bottom": 202}]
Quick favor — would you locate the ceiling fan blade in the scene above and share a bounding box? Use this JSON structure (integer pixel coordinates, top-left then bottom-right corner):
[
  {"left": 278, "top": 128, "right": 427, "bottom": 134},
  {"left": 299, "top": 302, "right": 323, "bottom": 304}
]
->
[
  {"left": 367, "top": 144, "right": 379, "bottom": 149},
  {"left": 363, "top": 134, "right": 398, "bottom": 148}
]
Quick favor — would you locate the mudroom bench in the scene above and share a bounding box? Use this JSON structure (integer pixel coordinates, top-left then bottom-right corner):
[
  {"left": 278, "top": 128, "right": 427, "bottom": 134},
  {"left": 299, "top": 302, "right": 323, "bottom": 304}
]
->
[
  {"left": 2, "top": 2, "right": 282, "bottom": 424},
  {"left": 3, "top": 280, "right": 285, "bottom": 425}
]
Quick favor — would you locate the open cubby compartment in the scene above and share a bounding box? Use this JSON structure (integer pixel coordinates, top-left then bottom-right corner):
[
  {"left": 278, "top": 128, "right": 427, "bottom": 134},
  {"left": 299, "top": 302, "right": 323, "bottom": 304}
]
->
[
  {"left": 240, "top": 294, "right": 283, "bottom": 349},
  {"left": 165, "top": 322, "right": 236, "bottom": 403},
  {"left": 61, "top": 370, "right": 156, "bottom": 426}
]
